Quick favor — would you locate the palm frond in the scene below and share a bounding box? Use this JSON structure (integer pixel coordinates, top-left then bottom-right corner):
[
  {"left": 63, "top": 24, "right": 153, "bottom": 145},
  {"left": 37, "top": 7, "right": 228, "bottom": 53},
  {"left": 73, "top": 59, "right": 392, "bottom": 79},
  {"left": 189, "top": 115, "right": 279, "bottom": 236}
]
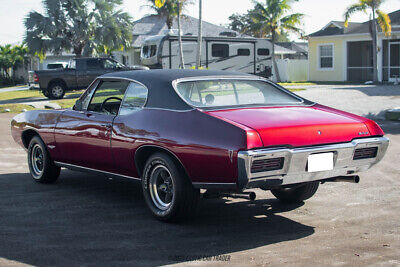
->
[
  {"left": 376, "top": 9, "right": 391, "bottom": 36},
  {"left": 344, "top": 2, "right": 367, "bottom": 27}
]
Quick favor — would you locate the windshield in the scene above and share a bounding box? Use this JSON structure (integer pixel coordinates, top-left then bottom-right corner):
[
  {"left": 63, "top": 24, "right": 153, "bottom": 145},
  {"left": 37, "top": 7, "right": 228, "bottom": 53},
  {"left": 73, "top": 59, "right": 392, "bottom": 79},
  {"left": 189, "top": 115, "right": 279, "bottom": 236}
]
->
[{"left": 175, "top": 79, "right": 303, "bottom": 109}]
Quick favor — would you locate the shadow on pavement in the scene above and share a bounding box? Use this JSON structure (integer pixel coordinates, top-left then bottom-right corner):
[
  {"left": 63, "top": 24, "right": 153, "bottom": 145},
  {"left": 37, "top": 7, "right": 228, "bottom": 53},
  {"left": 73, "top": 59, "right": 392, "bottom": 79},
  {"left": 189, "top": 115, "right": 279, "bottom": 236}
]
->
[
  {"left": 329, "top": 85, "right": 400, "bottom": 97},
  {"left": 0, "top": 170, "right": 314, "bottom": 266}
]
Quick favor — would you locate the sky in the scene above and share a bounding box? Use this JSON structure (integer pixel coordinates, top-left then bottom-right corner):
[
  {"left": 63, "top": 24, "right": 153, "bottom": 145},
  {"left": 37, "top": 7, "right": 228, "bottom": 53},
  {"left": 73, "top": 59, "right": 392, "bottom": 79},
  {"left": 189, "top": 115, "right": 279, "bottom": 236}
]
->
[{"left": 0, "top": 0, "right": 399, "bottom": 45}]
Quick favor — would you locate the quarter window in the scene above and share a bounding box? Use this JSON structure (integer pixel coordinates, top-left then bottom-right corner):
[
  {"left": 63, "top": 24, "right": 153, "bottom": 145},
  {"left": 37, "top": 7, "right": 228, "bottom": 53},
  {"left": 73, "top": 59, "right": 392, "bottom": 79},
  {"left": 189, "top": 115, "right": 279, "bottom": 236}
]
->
[
  {"left": 237, "top": 48, "right": 250, "bottom": 56},
  {"left": 257, "top": 48, "right": 270, "bottom": 56},
  {"left": 212, "top": 44, "right": 229, "bottom": 58},
  {"left": 119, "top": 82, "right": 148, "bottom": 115},
  {"left": 319, "top": 44, "right": 334, "bottom": 69}
]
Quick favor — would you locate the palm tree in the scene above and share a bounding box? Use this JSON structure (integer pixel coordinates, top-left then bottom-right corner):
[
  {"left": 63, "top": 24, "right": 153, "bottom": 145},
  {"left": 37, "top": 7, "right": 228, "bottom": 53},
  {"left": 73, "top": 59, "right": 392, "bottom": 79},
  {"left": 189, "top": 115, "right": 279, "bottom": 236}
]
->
[
  {"left": 147, "top": 0, "right": 192, "bottom": 69},
  {"left": 195, "top": 0, "right": 203, "bottom": 69},
  {"left": 249, "top": 0, "right": 304, "bottom": 82},
  {"left": 145, "top": 0, "right": 192, "bottom": 29},
  {"left": 24, "top": 0, "right": 133, "bottom": 57},
  {"left": 344, "top": 0, "right": 391, "bottom": 83}
]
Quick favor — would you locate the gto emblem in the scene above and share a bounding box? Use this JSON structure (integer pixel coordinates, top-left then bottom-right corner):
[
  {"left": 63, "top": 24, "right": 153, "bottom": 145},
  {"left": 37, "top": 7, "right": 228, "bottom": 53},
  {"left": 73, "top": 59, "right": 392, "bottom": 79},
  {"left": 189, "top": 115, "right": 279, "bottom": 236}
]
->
[
  {"left": 359, "top": 131, "right": 369, "bottom": 135},
  {"left": 317, "top": 130, "right": 322, "bottom": 135}
]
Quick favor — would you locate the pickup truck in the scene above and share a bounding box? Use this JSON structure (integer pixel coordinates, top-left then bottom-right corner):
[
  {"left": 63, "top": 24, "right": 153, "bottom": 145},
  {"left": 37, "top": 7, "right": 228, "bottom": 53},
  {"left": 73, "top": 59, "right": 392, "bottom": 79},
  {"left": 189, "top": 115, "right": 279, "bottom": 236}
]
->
[{"left": 29, "top": 57, "right": 148, "bottom": 99}]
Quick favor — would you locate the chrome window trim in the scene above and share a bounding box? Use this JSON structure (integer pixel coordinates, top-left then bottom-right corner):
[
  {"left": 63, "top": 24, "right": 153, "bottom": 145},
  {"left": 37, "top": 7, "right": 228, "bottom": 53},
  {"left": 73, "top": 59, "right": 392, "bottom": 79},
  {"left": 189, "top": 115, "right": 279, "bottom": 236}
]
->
[
  {"left": 171, "top": 75, "right": 311, "bottom": 109},
  {"left": 118, "top": 81, "right": 149, "bottom": 116},
  {"left": 238, "top": 137, "right": 389, "bottom": 187}
]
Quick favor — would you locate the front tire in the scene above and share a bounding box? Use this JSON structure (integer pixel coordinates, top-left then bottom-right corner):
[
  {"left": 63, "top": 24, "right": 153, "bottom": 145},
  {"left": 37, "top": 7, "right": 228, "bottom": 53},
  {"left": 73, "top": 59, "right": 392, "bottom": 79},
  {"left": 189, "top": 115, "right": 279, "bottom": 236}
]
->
[
  {"left": 142, "top": 153, "right": 199, "bottom": 222},
  {"left": 271, "top": 181, "right": 319, "bottom": 203},
  {"left": 28, "top": 136, "right": 61, "bottom": 183},
  {"left": 48, "top": 83, "right": 66, "bottom": 99}
]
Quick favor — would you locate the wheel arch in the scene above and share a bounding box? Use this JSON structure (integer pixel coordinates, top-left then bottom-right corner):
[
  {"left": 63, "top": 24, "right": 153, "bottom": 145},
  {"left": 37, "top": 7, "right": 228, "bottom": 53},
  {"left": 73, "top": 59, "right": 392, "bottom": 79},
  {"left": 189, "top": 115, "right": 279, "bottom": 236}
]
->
[
  {"left": 21, "top": 129, "right": 41, "bottom": 149},
  {"left": 134, "top": 145, "right": 191, "bottom": 182},
  {"left": 47, "top": 78, "right": 67, "bottom": 90}
]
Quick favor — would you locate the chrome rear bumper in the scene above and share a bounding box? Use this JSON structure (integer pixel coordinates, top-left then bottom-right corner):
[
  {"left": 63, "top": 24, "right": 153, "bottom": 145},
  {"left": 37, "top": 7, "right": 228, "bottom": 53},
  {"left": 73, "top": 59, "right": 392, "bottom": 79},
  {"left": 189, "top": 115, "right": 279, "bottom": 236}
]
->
[{"left": 237, "top": 137, "right": 389, "bottom": 189}]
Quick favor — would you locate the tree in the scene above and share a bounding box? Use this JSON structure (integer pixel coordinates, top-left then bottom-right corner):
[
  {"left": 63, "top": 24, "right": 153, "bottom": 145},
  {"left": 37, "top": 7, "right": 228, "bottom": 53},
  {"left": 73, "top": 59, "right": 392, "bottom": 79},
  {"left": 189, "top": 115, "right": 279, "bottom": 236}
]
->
[
  {"left": 0, "top": 44, "right": 28, "bottom": 84},
  {"left": 148, "top": 0, "right": 192, "bottom": 69},
  {"left": 195, "top": 0, "right": 202, "bottom": 69},
  {"left": 344, "top": 0, "right": 391, "bottom": 82},
  {"left": 144, "top": 0, "right": 192, "bottom": 29},
  {"left": 24, "top": 0, "right": 134, "bottom": 57},
  {"left": 249, "top": 0, "right": 304, "bottom": 82},
  {"left": 228, "top": 13, "right": 253, "bottom": 34}
]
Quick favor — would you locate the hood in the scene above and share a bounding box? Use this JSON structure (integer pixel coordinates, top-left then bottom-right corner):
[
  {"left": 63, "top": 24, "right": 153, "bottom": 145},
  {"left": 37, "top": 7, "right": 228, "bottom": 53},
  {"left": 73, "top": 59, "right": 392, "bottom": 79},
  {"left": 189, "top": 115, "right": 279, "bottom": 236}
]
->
[{"left": 205, "top": 105, "right": 373, "bottom": 148}]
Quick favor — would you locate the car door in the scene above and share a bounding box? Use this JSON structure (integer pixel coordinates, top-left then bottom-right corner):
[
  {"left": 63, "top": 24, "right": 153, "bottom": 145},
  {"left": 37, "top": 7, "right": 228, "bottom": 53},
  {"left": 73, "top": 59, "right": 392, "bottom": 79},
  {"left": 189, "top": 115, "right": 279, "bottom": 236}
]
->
[{"left": 54, "top": 79, "right": 129, "bottom": 173}]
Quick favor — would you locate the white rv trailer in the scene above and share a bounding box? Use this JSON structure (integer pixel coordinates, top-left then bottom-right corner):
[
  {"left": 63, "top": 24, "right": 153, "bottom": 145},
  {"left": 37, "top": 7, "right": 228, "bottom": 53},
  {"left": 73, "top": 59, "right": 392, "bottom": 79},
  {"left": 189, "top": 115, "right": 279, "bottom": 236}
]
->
[{"left": 140, "top": 34, "right": 273, "bottom": 78}]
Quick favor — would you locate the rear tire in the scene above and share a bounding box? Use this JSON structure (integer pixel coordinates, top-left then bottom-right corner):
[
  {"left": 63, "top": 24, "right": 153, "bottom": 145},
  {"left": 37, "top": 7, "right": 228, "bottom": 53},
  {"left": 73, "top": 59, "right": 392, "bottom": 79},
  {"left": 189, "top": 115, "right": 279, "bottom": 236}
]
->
[
  {"left": 142, "top": 152, "right": 200, "bottom": 222},
  {"left": 271, "top": 181, "right": 319, "bottom": 203},
  {"left": 48, "top": 82, "right": 66, "bottom": 99},
  {"left": 28, "top": 136, "right": 61, "bottom": 183}
]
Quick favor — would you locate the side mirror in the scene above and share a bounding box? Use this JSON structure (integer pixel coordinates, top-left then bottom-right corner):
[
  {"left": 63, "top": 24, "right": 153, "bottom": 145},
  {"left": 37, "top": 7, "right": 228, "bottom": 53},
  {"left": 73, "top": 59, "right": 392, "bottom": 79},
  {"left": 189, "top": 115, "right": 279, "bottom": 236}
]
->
[{"left": 74, "top": 99, "right": 83, "bottom": 111}]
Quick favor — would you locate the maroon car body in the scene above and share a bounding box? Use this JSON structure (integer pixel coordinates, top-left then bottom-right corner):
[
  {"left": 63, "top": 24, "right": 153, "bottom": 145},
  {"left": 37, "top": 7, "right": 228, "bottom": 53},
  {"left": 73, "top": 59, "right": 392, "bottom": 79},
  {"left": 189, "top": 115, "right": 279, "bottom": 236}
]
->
[{"left": 11, "top": 70, "right": 389, "bottom": 221}]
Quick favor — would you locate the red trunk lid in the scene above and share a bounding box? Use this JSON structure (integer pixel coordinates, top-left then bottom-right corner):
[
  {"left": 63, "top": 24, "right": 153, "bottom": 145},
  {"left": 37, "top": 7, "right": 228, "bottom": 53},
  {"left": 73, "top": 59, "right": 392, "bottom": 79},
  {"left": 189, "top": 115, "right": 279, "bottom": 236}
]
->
[{"left": 205, "top": 105, "right": 371, "bottom": 147}]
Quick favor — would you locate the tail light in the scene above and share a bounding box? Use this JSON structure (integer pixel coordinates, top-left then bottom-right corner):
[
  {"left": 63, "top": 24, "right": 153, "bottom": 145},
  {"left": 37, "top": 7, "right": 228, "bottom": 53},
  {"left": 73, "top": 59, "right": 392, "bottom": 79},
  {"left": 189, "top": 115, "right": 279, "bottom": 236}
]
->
[
  {"left": 251, "top": 157, "right": 284, "bottom": 173},
  {"left": 353, "top": 147, "right": 378, "bottom": 160},
  {"left": 33, "top": 73, "right": 39, "bottom": 82}
]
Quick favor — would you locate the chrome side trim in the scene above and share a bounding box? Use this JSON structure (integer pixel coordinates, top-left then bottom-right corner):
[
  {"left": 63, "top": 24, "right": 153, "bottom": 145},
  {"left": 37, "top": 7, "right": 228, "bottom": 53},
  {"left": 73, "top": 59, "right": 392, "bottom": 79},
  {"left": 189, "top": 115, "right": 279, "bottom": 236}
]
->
[
  {"left": 54, "top": 161, "right": 141, "bottom": 181},
  {"left": 238, "top": 137, "right": 389, "bottom": 189}
]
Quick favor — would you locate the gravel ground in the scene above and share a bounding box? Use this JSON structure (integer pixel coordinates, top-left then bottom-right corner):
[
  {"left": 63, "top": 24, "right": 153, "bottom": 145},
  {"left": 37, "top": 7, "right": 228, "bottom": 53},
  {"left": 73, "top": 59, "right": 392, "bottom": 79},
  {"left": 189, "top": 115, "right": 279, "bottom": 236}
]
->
[{"left": 0, "top": 85, "right": 399, "bottom": 266}]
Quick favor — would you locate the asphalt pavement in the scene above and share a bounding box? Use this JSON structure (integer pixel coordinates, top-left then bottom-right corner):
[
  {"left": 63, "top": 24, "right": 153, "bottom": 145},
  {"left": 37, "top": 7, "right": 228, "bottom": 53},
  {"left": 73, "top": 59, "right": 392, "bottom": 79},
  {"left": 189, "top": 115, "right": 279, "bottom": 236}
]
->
[{"left": 0, "top": 85, "right": 399, "bottom": 266}]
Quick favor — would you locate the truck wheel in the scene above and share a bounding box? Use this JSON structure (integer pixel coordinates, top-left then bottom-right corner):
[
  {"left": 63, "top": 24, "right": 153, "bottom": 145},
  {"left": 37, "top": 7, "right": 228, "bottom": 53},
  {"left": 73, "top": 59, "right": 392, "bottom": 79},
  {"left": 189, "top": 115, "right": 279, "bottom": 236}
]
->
[
  {"left": 142, "top": 152, "right": 200, "bottom": 222},
  {"left": 271, "top": 181, "right": 319, "bottom": 203},
  {"left": 28, "top": 136, "right": 61, "bottom": 183},
  {"left": 48, "top": 83, "right": 66, "bottom": 99}
]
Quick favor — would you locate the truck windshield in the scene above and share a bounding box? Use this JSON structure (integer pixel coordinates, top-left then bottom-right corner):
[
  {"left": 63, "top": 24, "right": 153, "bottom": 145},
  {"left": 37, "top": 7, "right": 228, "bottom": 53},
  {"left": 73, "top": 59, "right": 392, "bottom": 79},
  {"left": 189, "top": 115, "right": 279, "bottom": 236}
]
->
[
  {"left": 175, "top": 79, "right": 303, "bottom": 108},
  {"left": 142, "top": 45, "right": 157, "bottom": 58}
]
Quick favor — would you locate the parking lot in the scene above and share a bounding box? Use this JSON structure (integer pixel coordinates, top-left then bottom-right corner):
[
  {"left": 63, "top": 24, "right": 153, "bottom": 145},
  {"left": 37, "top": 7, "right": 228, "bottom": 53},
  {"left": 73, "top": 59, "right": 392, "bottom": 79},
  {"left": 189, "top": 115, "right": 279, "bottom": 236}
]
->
[{"left": 0, "top": 84, "right": 399, "bottom": 266}]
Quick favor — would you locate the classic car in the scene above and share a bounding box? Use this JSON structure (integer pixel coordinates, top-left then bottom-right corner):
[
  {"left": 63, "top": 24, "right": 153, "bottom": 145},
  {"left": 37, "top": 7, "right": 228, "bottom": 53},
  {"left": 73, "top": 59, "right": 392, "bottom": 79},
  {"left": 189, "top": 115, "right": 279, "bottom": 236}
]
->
[{"left": 11, "top": 69, "right": 389, "bottom": 221}]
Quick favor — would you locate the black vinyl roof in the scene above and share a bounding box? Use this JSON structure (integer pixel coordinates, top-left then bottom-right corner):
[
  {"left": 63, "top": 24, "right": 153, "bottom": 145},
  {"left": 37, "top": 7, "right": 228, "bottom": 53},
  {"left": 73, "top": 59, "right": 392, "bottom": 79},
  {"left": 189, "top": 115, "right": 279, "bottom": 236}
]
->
[{"left": 100, "top": 69, "right": 253, "bottom": 110}]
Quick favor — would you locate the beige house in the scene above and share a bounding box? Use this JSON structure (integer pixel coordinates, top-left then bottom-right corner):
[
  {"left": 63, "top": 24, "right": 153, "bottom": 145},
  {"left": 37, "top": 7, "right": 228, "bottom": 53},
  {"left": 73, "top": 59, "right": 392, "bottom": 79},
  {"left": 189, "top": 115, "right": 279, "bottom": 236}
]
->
[{"left": 308, "top": 10, "right": 400, "bottom": 82}]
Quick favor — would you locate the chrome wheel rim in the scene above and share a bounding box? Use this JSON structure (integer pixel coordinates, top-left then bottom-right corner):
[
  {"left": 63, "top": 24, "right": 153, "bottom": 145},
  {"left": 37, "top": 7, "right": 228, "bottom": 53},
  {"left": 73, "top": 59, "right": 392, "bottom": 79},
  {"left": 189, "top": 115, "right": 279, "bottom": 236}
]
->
[
  {"left": 31, "top": 144, "right": 44, "bottom": 177},
  {"left": 149, "top": 165, "right": 174, "bottom": 210},
  {"left": 51, "top": 86, "right": 64, "bottom": 98}
]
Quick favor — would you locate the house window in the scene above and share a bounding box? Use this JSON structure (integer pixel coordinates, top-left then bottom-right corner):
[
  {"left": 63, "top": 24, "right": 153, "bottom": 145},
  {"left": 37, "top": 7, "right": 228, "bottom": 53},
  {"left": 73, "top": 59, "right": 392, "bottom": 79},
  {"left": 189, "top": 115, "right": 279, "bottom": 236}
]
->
[
  {"left": 319, "top": 44, "right": 334, "bottom": 69},
  {"left": 212, "top": 44, "right": 229, "bottom": 58},
  {"left": 257, "top": 48, "right": 270, "bottom": 56},
  {"left": 237, "top": 48, "right": 250, "bottom": 56}
]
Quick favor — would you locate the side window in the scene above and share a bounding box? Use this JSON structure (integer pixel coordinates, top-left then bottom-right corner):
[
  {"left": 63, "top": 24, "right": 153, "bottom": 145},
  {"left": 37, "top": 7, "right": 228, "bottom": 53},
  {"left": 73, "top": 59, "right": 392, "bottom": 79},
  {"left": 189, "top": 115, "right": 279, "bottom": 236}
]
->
[
  {"left": 87, "top": 80, "right": 129, "bottom": 115},
  {"left": 257, "top": 48, "right": 270, "bottom": 56},
  {"left": 212, "top": 44, "right": 229, "bottom": 58},
  {"left": 80, "top": 80, "right": 99, "bottom": 110},
  {"left": 119, "top": 82, "right": 148, "bottom": 115},
  {"left": 86, "top": 59, "right": 103, "bottom": 70},
  {"left": 237, "top": 48, "right": 250, "bottom": 56}
]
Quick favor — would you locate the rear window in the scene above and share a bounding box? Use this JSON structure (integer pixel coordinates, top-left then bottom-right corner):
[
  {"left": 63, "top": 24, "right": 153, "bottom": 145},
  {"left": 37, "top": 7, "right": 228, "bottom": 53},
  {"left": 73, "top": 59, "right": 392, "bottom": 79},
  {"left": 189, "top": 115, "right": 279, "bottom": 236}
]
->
[{"left": 175, "top": 79, "right": 303, "bottom": 109}]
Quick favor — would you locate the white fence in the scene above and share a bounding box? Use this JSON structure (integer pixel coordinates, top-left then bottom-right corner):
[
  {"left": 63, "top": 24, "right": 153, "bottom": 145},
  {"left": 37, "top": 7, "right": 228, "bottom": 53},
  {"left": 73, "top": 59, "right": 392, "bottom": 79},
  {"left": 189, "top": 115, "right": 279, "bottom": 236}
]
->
[{"left": 272, "top": 59, "right": 308, "bottom": 82}]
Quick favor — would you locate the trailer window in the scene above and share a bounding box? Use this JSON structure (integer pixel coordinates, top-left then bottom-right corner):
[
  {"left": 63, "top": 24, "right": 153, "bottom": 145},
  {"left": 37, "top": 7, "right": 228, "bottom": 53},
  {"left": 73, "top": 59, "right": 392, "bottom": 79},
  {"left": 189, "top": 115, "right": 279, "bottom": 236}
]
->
[
  {"left": 257, "top": 49, "right": 270, "bottom": 56},
  {"left": 142, "top": 45, "right": 157, "bottom": 58},
  {"left": 212, "top": 44, "right": 229, "bottom": 58},
  {"left": 237, "top": 49, "right": 250, "bottom": 56}
]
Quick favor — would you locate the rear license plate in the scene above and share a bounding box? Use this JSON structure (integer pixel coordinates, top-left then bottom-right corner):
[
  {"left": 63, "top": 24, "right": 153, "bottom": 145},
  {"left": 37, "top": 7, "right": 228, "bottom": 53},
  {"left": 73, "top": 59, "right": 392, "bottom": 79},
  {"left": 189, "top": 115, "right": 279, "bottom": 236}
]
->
[{"left": 307, "top": 153, "right": 334, "bottom": 172}]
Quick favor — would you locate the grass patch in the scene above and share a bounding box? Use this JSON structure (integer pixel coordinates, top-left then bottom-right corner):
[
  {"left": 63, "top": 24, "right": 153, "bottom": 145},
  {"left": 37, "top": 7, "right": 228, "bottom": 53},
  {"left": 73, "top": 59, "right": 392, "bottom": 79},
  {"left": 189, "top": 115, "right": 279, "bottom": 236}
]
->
[
  {"left": 278, "top": 82, "right": 316, "bottom": 86},
  {"left": 287, "top": 88, "right": 306, "bottom": 92},
  {"left": 51, "top": 98, "right": 77, "bottom": 109},
  {"left": 0, "top": 89, "right": 85, "bottom": 102},
  {"left": 0, "top": 104, "right": 37, "bottom": 113},
  {"left": 0, "top": 85, "right": 26, "bottom": 90}
]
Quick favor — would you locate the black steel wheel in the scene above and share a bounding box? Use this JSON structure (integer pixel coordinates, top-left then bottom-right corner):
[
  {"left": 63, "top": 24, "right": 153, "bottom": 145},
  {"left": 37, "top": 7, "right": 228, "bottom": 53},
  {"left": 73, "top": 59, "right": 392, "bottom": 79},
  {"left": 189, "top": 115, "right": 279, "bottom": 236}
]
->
[
  {"left": 28, "top": 136, "right": 61, "bottom": 183},
  {"left": 142, "top": 152, "right": 199, "bottom": 222}
]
